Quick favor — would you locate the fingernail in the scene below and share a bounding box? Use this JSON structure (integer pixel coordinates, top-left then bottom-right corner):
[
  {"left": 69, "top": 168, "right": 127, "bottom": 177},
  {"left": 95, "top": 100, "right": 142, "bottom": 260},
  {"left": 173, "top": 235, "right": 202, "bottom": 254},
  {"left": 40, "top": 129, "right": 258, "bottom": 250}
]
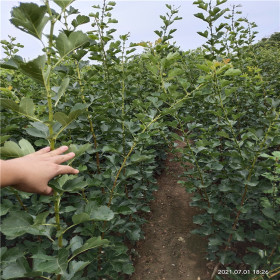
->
[{"left": 75, "top": 169, "right": 79, "bottom": 174}]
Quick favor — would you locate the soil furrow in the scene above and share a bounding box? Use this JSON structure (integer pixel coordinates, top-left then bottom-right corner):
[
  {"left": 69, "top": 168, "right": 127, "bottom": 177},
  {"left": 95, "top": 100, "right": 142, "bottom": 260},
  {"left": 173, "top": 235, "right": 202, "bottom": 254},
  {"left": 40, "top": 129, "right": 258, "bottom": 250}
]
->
[{"left": 130, "top": 141, "right": 211, "bottom": 280}]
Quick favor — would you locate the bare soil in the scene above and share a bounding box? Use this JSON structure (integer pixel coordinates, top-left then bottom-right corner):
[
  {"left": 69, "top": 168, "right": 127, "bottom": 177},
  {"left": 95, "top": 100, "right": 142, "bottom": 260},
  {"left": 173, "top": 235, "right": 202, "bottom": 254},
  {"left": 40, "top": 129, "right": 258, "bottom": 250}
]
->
[{"left": 130, "top": 140, "right": 211, "bottom": 280}]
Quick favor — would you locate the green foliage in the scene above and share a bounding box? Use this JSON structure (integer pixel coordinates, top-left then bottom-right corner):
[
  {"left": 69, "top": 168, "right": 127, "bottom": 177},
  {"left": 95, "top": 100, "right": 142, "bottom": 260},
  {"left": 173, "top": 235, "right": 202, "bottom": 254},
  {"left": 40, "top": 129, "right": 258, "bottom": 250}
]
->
[
  {"left": 194, "top": 0, "right": 258, "bottom": 61},
  {"left": 56, "top": 31, "right": 89, "bottom": 58},
  {"left": 0, "top": 139, "right": 35, "bottom": 158},
  {"left": 10, "top": 2, "right": 49, "bottom": 40},
  {"left": 172, "top": 53, "right": 279, "bottom": 278},
  {"left": 0, "top": 1, "right": 171, "bottom": 279},
  {"left": 15, "top": 55, "right": 46, "bottom": 85},
  {"left": 0, "top": 36, "right": 23, "bottom": 59}
]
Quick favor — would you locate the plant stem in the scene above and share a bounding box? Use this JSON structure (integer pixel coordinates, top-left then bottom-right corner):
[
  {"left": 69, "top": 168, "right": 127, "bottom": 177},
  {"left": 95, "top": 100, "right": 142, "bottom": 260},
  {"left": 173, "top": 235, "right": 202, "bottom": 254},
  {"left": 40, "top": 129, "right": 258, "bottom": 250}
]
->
[
  {"left": 213, "top": 67, "right": 244, "bottom": 159},
  {"left": 45, "top": 6, "right": 63, "bottom": 279},
  {"left": 120, "top": 38, "right": 128, "bottom": 197},
  {"left": 107, "top": 84, "right": 203, "bottom": 207},
  {"left": 212, "top": 111, "right": 279, "bottom": 279},
  {"left": 45, "top": 4, "right": 63, "bottom": 280},
  {"left": 107, "top": 142, "right": 137, "bottom": 207},
  {"left": 180, "top": 125, "right": 211, "bottom": 207},
  {"left": 13, "top": 191, "right": 27, "bottom": 211},
  {"left": 75, "top": 61, "right": 101, "bottom": 175},
  {"left": 226, "top": 110, "right": 279, "bottom": 246},
  {"left": 208, "top": 0, "right": 215, "bottom": 59},
  {"left": 121, "top": 39, "right": 126, "bottom": 158},
  {"left": 93, "top": 1, "right": 115, "bottom": 107}
]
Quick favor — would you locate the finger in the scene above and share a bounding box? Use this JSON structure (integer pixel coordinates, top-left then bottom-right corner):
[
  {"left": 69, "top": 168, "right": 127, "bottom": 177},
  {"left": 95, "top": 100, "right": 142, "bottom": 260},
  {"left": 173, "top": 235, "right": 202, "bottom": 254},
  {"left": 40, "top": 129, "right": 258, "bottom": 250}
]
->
[
  {"left": 33, "top": 146, "right": 51, "bottom": 155},
  {"left": 53, "top": 152, "right": 75, "bottom": 164},
  {"left": 57, "top": 165, "right": 79, "bottom": 176},
  {"left": 13, "top": 184, "right": 53, "bottom": 196},
  {"left": 47, "top": 146, "right": 69, "bottom": 157}
]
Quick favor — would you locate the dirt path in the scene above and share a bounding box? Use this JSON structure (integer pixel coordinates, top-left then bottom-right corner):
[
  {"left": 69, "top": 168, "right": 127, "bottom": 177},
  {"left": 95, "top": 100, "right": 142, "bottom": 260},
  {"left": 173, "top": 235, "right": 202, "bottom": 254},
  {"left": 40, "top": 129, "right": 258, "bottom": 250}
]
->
[{"left": 130, "top": 141, "right": 211, "bottom": 280}]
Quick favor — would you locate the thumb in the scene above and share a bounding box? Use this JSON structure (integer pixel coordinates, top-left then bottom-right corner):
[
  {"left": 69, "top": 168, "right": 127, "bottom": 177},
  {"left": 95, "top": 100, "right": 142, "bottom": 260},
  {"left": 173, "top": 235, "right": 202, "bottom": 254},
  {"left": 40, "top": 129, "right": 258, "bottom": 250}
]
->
[{"left": 42, "top": 185, "right": 53, "bottom": 196}]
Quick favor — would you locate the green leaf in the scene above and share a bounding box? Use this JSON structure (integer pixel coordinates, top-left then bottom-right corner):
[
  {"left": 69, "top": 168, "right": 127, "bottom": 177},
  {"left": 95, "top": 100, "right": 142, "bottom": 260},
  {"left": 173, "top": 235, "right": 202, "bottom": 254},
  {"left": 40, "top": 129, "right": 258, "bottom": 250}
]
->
[
  {"left": 272, "top": 151, "right": 280, "bottom": 158},
  {"left": 54, "top": 109, "right": 84, "bottom": 138},
  {"left": 10, "top": 3, "right": 48, "bottom": 39},
  {"left": 166, "top": 52, "right": 180, "bottom": 61},
  {"left": 243, "top": 254, "right": 262, "bottom": 269},
  {"left": 67, "top": 143, "right": 93, "bottom": 164},
  {"left": 32, "top": 254, "right": 55, "bottom": 261},
  {"left": 0, "top": 99, "right": 19, "bottom": 111},
  {"left": 259, "top": 153, "right": 270, "bottom": 159},
  {"left": 1, "top": 211, "right": 33, "bottom": 238},
  {"left": 209, "top": 162, "right": 223, "bottom": 171},
  {"left": 0, "top": 58, "right": 18, "bottom": 70},
  {"left": 154, "top": 30, "right": 163, "bottom": 37},
  {"left": 0, "top": 200, "right": 12, "bottom": 216},
  {"left": 1, "top": 247, "right": 25, "bottom": 264},
  {"left": 68, "top": 260, "right": 91, "bottom": 277},
  {"left": 72, "top": 49, "right": 87, "bottom": 61},
  {"left": 1, "top": 97, "right": 40, "bottom": 121},
  {"left": 33, "top": 211, "right": 49, "bottom": 226},
  {"left": 69, "top": 236, "right": 83, "bottom": 253},
  {"left": 233, "top": 228, "right": 245, "bottom": 242},
  {"left": 128, "top": 228, "right": 141, "bottom": 241},
  {"left": 108, "top": 18, "right": 118, "bottom": 24},
  {"left": 58, "top": 248, "right": 69, "bottom": 273},
  {"left": 197, "top": 31, "right": 208, "bottom": 38},
  {"left": 223, "top": 68, "right": 242, "bottom": 76},
  {"left": 57, "top": 176, "right": 88, "bottom": 193},
  {"left": 90, "top": 205, "right": 114, "bottom": 221},
  {"left": 70, "top": 236, "right": 109, "bottom": 262},
  {"left": 0, "top": 87, "right": 15, "bottom": 99},
  {"left": 194, "top": 13, "right": 207, "bottom": 22},
  {"left": 0, "top": 247, "right": 8, "bottom": 260},
  {"left": 16, "top": 55, "right": 46, "bottom": 85},
  {"left": 125, "top": 168, "right": 139, "bottom": 178},
  {"left": 0, "top": 141, "right": 24, "bottom": 158},
  {"left": 209, "top": 237, "right": 223, "bottom": 246},
  {"left": 33, "top": 254, "right": 58, "bottom": 273},
  {"left": 107, "top": 1, "right": 116, "bottom": 6},
  {"left": 122, "top": 263, "right": 134, "bottom": 274},
  {"left": 54, "top": 76, "right": 70, "bottom": 106},
  {"left": 72, "top": 213, "right": 91, "bottom": 224},
  {"left": 26, "top": 122, "right": 49, "bottom": 139},
  {"left": 168, "top": 68, "right": 184, "bottom": 79},
  {"left": 54, "top": 112, "right": 69, "bottom": 127},
  {"left": 196, "top": 64, "right": 210, "bottom": 72},
  {"left": 2, "top": 258, "right": 29, "bottom": 279},
  {"left": 71, "top": 15, "right": 90, "bottom": 28},
  {"left": 56, "top": 31, "right": 89, "bottom": 58},
  {"left": 216, "top": 130, "right": 230, "bottom": 138},
  {"left": 130, "top": 153, "right": 151, "bottom": 163},
  {"left": 20, "top": 97, "right": 35, "bottom": 116},
  {"left": 32, "top": 249, "right": 68, "bottom": 274},
  {"left": 217, "top": 0, "right": 227, "bottom": 6},
  {"left": 102, "top": 145, "right": 121, "bottom": 154},
  {"left": 56, "top": 110, "right": 83, "bottom": 126},
  {"left": 262, "top": 207, "right": 277, "bottom": 221},
  {"left": 0, "top": 139, "right": 35, "bottom": 158},
  {"left": 18, "top": 139, "right": 35, "bottom": 154},
  {"left": 43, "top": 65, "right": 51, "bottom": 84},
  {"left": 54, "top": 0, "right": 74, "bottom": 9}
]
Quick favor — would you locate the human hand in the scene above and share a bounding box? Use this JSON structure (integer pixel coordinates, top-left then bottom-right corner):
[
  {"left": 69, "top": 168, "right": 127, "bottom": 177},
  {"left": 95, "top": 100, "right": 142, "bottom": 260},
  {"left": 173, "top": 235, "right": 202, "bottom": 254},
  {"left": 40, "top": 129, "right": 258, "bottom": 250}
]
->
[{"left": 0, "top": 146, "right": 79, "bottom": 195}]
